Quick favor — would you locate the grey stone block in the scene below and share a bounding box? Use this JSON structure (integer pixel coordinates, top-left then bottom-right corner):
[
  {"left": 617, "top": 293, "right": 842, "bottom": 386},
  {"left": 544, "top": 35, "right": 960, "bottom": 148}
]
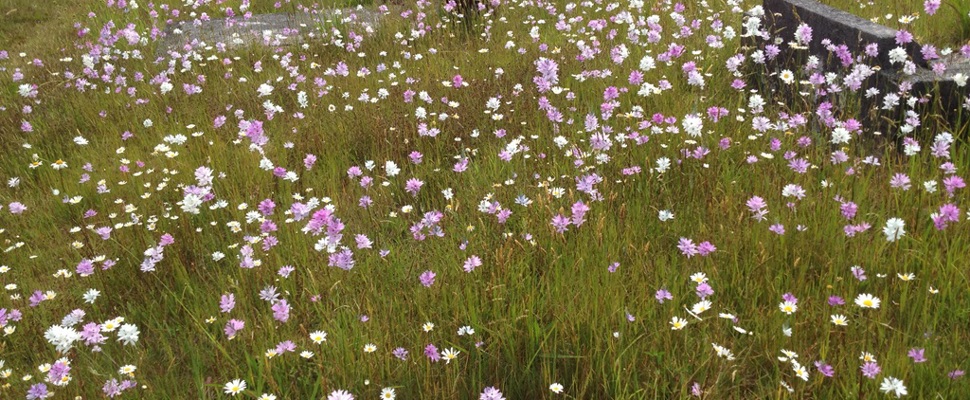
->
[
  {"left": 760, "top": 0, "right": 970, "bottom": 137},
  {"left": 156, "top": 8, "right": 382, "bottom": 56},
  {"left": 763, "top": 0, "right": 926, "bottom": 69},
  {"left": 881, "top": 54, "right": 970, "bottom": 116}
]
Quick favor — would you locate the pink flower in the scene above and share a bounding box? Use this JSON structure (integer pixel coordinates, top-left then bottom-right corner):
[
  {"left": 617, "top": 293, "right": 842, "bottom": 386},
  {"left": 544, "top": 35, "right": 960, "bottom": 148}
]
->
[
  {"left": 697, "top": 241, "right": 716, "bottom": 256},
  {"left": 895, "top": 30, "right": 914, "bottom": 45},
  {"left": 463, "top": 255, "right": 482, "bottom": 272},
  {"left": 304, "top": 154, "right": 317, "bottom": 170},
  {"left": 224, "top": 319, "right": 244, "bottom": 338},
  {"left": 908, "top": 348, "right": 926, "bottom": 363},
  {"left": 8, "top": 202, "right": 26, "bottom": 214},
  {"left": 678, "top": 238, "right": 699, "bottom": 258},
  {"left": 551, "top": 214, "right": 570, "bottom": 233},
  {"left": 271, "top": 299, "right": 290, "bottom": 322},
  {"left": 419, "top": 270, "right": 436, "bottom": 287},
  {"left": 405, "top": 178, "right": 424, "bottom": 196},
  {"left": 570, "top": 201, "right": 590, "bottom": 227}
]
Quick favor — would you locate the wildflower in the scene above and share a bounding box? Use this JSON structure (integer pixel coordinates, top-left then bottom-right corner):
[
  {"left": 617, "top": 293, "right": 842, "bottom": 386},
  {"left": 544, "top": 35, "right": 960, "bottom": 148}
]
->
[
  {"left": 793, "top": 362, "right": 809, "bottom": 381},
  {"left": 655, "top": 289, "right": 673, "bottom": 303},
  {"left": 26, "top": 383, "right": 51, "bottom": 400},
  {"left": 690, "top": 273, "right": 708, "bottom": 283},
  {"left": 855, "top": 293, "right": 881, "bottom": 309},
  {"left": 310, "top": 331, "right": 327, "bottom": 344},
  {"left": 712, "top": 343, "right": 735, "bottom": 360},
  {"left": 118, "top": 365, "right": 136, "bottom": 376},
  {"left": 883, "top": 218, "right": 906, "bottom": 242},
  {"left": 781, "top": 184, "right": 806, "bottom": 199},
  {"left": 658, "top": 210, "right": 675, "bottom": 221},
  {"left": 879, "top": 376, "right": 908, "bottom": 397},
  {"left": 550, "top": 383, "right": 564, "bottom": 394},
  {"left": 691, "top": 300, "right": 712, "bottom": 314},
  {"left": 682, "top": 114, "right": 704, "bottom": 137},
  {"left": 780, "top": 349, "right": 799, "bottom": 361},
  {"left": 422, "top": 322, "right": 435, "bottom": 332},
  {"left": 45, "top": 325, "right": 80, "bottom": 353},
  {"left": 392, "top": 347, "right": 409, "bottom": 360},
  {"left": 224, "top": 379, "right": 246, "bottom": 396},
  {"left": 550, "top": 214, "right": 570, "bottom": 233},
  {"left": 746, "top": 196, "right": 768, "bottom": 221},
  {"left": 570, "top": 201, "right": 590, "bottom": 226},
  {"left": 224, "top": 319, "right": 244, "bottom": 339},
  {"left": 697, "top": 241, "right": 716, "bottom": 256},
  {"left": 861, "top": 362, "right": 881, "bottom": 378},
  {"left": 405, "top": 178, "right": 424, "bottom": 196},
  {"left": 831, "top": 127, "right": 851, "bottom": 144},
  {"left": 327, "top": 389, "right": 354, "bottom": 400},
  {"left": 779, "top": 301, "right": 797, "bottom": 315},
  {"left": 480, "top": 386, "right": 506, "bottom": 400},
  {"left": 364, "top": 344, "right": 377, "bottom": 353},
  {"left": 655, "top": 157, "right": 671, "bottom": 173},
  {"left": 8, "top": 202, "right": 26, "bottom": 214},
  {"left": 670, "top": 316, "right": 688, "bottom": 330},
  {"left": 815, "top": 361, "right": 835, "bottom": 377},
  {"left": 895, "top": 30, "right": 914, "bottom": 45},
  {"left": 943, "top": 175, "right": 965, "bottom": 195},
  {"left": 788, "top": 158, "right": 810, "bottom": 174},
  {"left": 419, "top": 270, "right": 436, "bottom": 287},
  {"left": 932, "top": 204, "right": 961, "bottom": 230},
  {"left": 272, "top": 299, "right": 290, "bottom": 322},
  {"left": 696, "top": 282, "right": 714, "bottom": 299},
  {"left": 831, "top": 315, "right": 848, "bottom": 326},
  {"left": 82, "top": 289, "right": 100, "bottom": 304},
  {"left": 424, "top": 343, "right": 441, "bottom": 362},
  {"left": 380, "top": 388, "right": 396, "bottom": 399},
  {"left": 890, "top": 173, "right": 911, "bottom": 190},
  {"left": 385, "top": 160, "right": 400, "bottom": 177},
  {"left": 907, "top": 348, "right": 926, "bottom": 363},
  {"left": 599, "top": 262, "right": 616, "bottom": 274},
  {"left": 678, "top": 238, "right": 699, "bottom": 258},
  {"left": 441, "top": 347, "right": 460, "bottom": 363},
  {"left": 117, "top": 324, "right": 140, "bottom": 345},
  {"left": 463, "top": 256, "right": 483, "bottom": 272},
  {"left": 794, "top": 23, "right": 813, "bottom": 45},
  {"left": 779, "top": 69, "right": 795, "bottom": 84},
  {"left": 219, "top": 294, "right": 235, "bottom": 313},
  {"left": 304, "top": 154, "right": 317, "bottom": 170}
]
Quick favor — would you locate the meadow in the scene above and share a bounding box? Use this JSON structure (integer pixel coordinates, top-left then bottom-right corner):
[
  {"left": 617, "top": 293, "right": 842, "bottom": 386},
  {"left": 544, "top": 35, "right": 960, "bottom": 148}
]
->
[{"left": 0, "top": 0, "right": 968, "bottom": 398}]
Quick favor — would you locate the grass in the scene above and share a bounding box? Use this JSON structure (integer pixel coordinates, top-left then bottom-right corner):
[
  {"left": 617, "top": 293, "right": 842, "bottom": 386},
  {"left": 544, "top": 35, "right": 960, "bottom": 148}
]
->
[{"left": 0, "top": 0, "right": 968, "bottom": 398}]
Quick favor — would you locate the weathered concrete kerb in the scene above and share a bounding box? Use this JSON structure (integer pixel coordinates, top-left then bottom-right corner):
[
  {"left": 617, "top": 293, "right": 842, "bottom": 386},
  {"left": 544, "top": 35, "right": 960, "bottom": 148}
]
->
[
  {"left": 763, "top": 0, "right": 926, "bottom": 69},
  {"left": 157, "top": 8, "right": 382, "bottom": 56},
  {"left": 760, "top": 0, "right": 969, "bottom": 135}
]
